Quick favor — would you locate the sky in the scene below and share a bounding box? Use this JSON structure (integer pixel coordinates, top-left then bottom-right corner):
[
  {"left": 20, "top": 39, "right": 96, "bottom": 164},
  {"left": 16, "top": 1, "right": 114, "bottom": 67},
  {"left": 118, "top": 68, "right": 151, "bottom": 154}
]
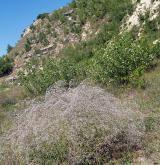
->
[{"left": 0, "top": 0, "right": 72, "bottom": 56}]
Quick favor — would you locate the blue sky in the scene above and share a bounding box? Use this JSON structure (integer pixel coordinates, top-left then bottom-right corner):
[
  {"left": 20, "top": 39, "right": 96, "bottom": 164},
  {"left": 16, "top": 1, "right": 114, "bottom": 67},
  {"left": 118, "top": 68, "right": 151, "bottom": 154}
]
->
[{"left": 0, "top": 0, "right": 72, "bottom": 56}]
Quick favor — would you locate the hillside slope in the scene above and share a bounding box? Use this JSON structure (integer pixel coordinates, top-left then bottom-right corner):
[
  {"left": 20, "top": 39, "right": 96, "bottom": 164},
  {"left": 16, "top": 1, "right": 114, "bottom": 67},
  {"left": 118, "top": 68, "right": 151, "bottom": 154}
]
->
[
  {"left": 5, "top": 0, "right": 159, "bottom": 79},
  {"left": 8, "top": 0, "right": 134, "bottom": 76},
  {"left": 0, "top": 0, "right": 160, "bottom": 164}
]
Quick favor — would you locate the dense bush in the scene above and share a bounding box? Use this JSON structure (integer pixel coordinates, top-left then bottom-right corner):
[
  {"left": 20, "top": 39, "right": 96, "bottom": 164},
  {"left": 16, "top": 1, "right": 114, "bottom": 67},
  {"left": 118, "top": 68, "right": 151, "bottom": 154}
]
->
[
  {"left": 70, "top": 0, "right": 133, "bottom": 24},
  {"left": 91, "top": 34, "right": 155, "bottom": 85},
  {"left": 144, "top": 19, "right": 159, "bottom": 40},
  {"left": 152, "top": 41, "right": 160, "bottom": 58},
  {"left": 29, "top": 135, "right": 70, "bottom": 165},
  {"left": 7, "top": 44, "right": 13, "bottom": 54},
  {"left": 18, "top": 51, "right": 89, "bottom": 95},
  {"left": 19, "top": 0, "right": 160, "bottom": 94},
  {"left": 0, "top": 56, "right": 13, "bottom": 77},
  {"left": 19, "top": 32, "right": 158, "bottom": 95},
  {"left": 139, "top": 10, "right": 160, "bottom": 41},
  {"left": 19, "top": 58, "right": 59, "bottom": 95},
  {"left": 38, "top": 32, "right": 49, "bottom": 46},
  {"left": 37, "top": 13, "right": 49, "bottom": 20},
  {"left": 24, "top": 39, "right": 31, "bottom": 52}
]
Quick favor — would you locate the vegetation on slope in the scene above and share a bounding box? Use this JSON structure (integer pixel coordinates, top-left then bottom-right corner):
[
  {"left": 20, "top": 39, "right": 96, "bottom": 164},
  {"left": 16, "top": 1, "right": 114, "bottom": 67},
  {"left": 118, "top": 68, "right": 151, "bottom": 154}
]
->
[
  {"left": 18, "top": 0, "right": 135, "bottom": 95},
  {"left": 0, "top": 56, "right": 13, "bottom": 77},
  {"left": 19, "top": 33, "right": 160, "bottom": 95},
  {"left": 18, "top": 0, "right": 160, "bottom": 96},
  {"left": 0, "top": 0, "right": 160, "bottom": 164}
]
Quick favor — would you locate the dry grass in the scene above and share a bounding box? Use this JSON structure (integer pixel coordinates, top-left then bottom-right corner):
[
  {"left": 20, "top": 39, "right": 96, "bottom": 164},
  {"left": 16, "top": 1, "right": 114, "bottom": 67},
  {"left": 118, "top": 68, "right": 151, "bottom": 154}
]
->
[
  {"left": 115, "top": 60, "right": 160, "bottom": 164},
  {"left": 0, "top": 82, "right": 27, "bottom": 135}
]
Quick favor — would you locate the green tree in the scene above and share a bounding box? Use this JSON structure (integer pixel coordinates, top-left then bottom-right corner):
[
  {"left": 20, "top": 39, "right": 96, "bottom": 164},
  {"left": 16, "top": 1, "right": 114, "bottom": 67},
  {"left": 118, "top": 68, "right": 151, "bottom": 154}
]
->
[
  {"left": 24, "top": 39, "right": 31, "bottom": 52},
  {"left": 7, "top": 44, "right": 13, "bottom": 53},
  {"left": 0, "top": 56, "right": 13, "bottom": 77}
]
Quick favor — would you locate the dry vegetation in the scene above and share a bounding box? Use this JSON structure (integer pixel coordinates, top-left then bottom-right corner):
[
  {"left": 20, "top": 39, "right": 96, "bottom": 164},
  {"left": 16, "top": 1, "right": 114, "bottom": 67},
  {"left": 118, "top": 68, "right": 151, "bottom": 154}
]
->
[{"left": 0, "top": 82, "right": 144, "bottom": 164}]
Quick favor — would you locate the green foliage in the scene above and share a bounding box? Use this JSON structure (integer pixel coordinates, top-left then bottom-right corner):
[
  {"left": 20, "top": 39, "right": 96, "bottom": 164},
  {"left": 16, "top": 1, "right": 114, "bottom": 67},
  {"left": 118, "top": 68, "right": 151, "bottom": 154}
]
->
[
  {"left": 7, "top": 44, "right": 13, "bottom": 54},
  {"left": 19, "top": 32, "right": 158, "bottom": 95},
  {"left": 91, "top": 34, "right": 155, "bottom": 85},
  {"left": 144, "top": 19, "right": 159, "bottom": 40},
  {"left": 50, "top": 10, "right": 61, "bottom": 21},
  {"left": 38, "top": 32, "right": 49, "bottom": 46},
  {"left": 96, "top": 21, "right": 119, "bottom": 45},
  {"left": 37, "top": 13, "right": 49, "bottom": 20},
  {"left": 128, "top": 66, "right": 146, "bottom": 88},
  {"left": 140, "top": 9, "right": 160, "bottom": 41},
  {"left": 58, "top": 58, "right": 77, "bottom": 83},
  {"left": 24, "top": 39, "right": 31, "bottom": 52},
  {"left": 19, "top": 49, "right": 89, "bottom": 95},
  {"left": 29, "top": 135, "right": 70, "bottom": 165},
  {"left": 0, "top": 56, "right": 13, "bottom": 77},
  {"left": 70, "top": 0, "right": 133, "bottom": 24},
  {"left": 30, "top": 24, "right": 36, "bottom": 31},
  {"left": 50, "top": 9, "right": 68, "bottom": 24},
  {"left": 19, "top": 58, "right": 61, "bottom": 95},
  {"left": 59, "top": 15, "right": 67, "bottom": 24},
  {"left": 49, "top": 0, "right": 133, "bottom": 36},
  {"left": 19, "top": 0, "right": 160, "bottom": 94},
  {"left": 70, "top": 23, "right": 82, "bottom": 34},
  {"left": 34, "top": 49, "right": 41, "bottom": 55},
  {"left": 152, "top": 41, "right": 160, "bottom": 58},
  {"left": 1, "top": 97, "right": 17, "bottom": 111},
  {"left": 145, "top": 19, "right": 158, "bottom": 33}
]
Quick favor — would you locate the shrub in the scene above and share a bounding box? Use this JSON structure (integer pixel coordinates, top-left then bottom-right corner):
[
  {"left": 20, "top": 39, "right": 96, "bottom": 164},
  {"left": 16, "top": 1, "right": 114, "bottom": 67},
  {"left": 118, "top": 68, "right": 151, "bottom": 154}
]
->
[
  {"left": 30, "top": 24, "right": 36, "bottom": 31},
  {"left": 59, "top": 15, "right": 67, "bottom": 24},
  {"left": 58, "top": 58, "right": 77, "bottom": 83},
  {"left": 34, "top": 49, "right": 41, "bottom": 55},
  {"left": 144, "top": 19, "right": 158, "bottom": 33},
  {"left": 29, "top": 135, "right": 70, "bottom": 165},
  {"left": 71, "top": 0, "right": 133, "bottom": 24},
  {"left": 70, "top": 24, "right": 82, "bottom": 34},
  {"left": 1, "top": 97, "right": 17, "bottom": 110},
  {"left": 0, "top": 56, "right": 13, "bottom": 77},
  {"left": 50, "top": 10, "right": 61, "bottom": 21},
  {"left": 19, "top": 39, "right": 96, "bottom": 95},
  {"left": 18, "top": 58, "right": 60, "bottom": 95},
  {"left": 37, "top": 13, "right": 49, "bottom": 20},
  {"left": 7, "top": 44, "right": 13, "bottom": 54},
  {"left": 91, "top": 33, "right": 155, "bottom": 85},
  {"left": 38, "top": 32, "right": 49, "bottom": 46},
  {"left": 96, "top": 21, "right": 119, "bottom": 45},
  {"left": 152, "top": 41, "right": 160, "bottom": 58},
  {"left": 19, "top": 32, "right": 158, "bottom": 94},
  {"left": 24, "top": 39, "right": 31, "bottom": 52}
]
